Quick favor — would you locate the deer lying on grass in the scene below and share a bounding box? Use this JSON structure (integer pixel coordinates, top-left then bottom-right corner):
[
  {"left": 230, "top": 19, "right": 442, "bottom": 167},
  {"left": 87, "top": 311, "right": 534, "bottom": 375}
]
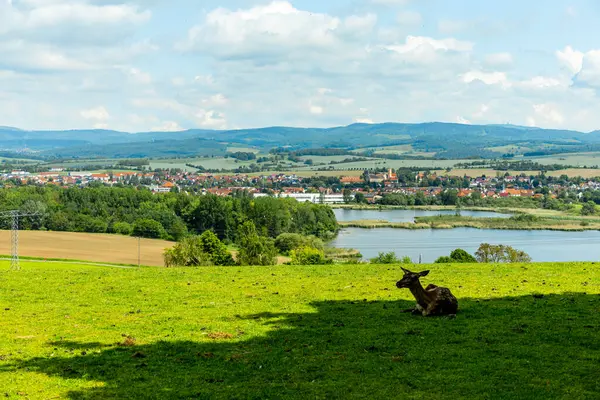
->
[{"left": 396, "top": 267, "right": 458, "bottom": 317}]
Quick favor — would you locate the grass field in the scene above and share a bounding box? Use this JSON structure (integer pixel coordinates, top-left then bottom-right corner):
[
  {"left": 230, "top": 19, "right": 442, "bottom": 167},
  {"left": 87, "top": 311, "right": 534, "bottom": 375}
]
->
[
  {"left": 0, "top": 262, "right": 598, "bottom": 399},
  {"left": 0, "top": 231, "right": 173, "bottom": 266}
]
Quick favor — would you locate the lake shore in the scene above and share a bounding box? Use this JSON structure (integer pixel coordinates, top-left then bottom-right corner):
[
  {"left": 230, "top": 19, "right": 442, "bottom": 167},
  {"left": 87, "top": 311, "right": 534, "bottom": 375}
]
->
[{"left": 338, "top": 215, "right": 600, "bottom": 231}]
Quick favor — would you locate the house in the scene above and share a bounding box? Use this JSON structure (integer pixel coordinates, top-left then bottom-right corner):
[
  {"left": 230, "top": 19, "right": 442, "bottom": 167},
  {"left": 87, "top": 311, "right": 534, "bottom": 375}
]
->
[
  {"left": 91, "top": 173, "right": 110, "bottom": 182},
  {"left": 340, "top": 176, "right": 364, "bottom": 185}
]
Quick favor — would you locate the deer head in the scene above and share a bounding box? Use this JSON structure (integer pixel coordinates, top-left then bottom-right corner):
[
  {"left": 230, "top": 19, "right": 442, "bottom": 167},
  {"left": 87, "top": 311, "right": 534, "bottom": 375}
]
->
[{"left": 396, "top": 267, "right": 430, "bottom": 289}]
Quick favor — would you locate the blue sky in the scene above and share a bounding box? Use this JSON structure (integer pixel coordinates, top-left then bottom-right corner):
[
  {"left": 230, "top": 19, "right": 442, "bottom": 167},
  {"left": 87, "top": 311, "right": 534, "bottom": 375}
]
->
[{"left": 1, "top": 0, "right": 599, "bottom": 132}]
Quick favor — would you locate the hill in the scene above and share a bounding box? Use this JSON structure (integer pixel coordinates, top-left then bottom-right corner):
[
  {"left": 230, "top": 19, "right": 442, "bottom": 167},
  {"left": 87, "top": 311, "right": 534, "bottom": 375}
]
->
[
  {"left": 1, "top": 261, "right": 598, "bottom": 398},
  {"left": 2, "top": 122, "right": 600, "bottom": 159}
]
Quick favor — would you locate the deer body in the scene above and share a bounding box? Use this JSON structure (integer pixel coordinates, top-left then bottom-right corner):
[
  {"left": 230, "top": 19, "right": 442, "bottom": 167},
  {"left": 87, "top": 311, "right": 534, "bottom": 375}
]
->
[{"left": 397, "top": 269, "right": 458, "bottom": 317}]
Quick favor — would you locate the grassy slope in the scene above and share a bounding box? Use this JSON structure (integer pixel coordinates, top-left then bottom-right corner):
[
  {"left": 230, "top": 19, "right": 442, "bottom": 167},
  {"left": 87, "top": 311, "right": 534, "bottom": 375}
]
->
[{"left": 1, "top": 261, "right": 599, "bottom": 399}]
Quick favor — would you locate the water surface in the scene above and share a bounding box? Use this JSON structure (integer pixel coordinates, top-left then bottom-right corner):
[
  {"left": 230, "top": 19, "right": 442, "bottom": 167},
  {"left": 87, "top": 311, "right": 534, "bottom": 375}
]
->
[
  {"left": 330, "top": 227, "right": 600, "bottom": 263},
  {"left": 334, "top": 208, "right": 511, "bottom": 223}
]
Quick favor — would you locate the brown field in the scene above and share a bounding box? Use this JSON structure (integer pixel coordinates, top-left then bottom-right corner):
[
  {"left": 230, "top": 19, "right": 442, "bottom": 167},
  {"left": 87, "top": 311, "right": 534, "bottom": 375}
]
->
[{"left": 0, "top": 231, "right": 174, "bottom": 267}]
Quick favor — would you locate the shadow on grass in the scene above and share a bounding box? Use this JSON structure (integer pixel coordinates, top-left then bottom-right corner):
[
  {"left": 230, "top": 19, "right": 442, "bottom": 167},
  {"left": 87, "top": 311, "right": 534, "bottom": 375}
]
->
[{"left": 4, "top": 293, "right": 600, "bottom": 399}]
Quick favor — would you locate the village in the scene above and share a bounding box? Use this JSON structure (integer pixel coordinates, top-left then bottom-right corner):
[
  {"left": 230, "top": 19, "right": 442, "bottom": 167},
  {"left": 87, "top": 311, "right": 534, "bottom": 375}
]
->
[{"left": 2, "top": 167, "right": 600, "bottom": 204}]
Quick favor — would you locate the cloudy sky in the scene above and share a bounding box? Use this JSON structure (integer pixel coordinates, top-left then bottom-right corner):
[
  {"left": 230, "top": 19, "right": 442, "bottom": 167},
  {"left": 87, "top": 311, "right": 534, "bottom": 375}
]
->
[{"left": 1, "top": 0, "right": 599, "bottom": 132}]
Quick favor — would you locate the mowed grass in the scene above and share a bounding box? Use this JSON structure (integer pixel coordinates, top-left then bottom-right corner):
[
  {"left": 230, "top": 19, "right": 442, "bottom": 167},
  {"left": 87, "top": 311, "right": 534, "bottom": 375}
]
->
[
  {"left": 0, "top": 231, "right": 173, "bottom": 266},
  {"left": 0, "top": 261, "right": 599, "bottom": 399}
]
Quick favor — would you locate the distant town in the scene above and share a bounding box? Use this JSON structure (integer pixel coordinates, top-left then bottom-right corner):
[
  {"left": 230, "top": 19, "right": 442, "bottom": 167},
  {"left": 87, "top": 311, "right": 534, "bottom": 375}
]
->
[{"left": 3, "top": 167, "right": 599, "bottom": 205}]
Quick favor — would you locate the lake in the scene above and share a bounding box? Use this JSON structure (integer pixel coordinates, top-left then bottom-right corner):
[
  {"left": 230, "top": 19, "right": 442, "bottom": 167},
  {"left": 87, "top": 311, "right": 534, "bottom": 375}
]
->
[
  {"left": 330, "top": 227, "right": 600, "bottom": 262},
  {"left": 334, "top": 208, "right": 512, "bottom": 223}
]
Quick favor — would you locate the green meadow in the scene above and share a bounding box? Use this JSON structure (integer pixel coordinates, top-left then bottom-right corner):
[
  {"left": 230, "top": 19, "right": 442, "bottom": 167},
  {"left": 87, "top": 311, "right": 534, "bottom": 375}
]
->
[{"left": 1, "top": 261, "right": 599, "bottom": 399}]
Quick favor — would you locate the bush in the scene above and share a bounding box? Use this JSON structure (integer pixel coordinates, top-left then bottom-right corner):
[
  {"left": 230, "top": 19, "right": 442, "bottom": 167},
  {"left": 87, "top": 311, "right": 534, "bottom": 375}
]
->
[
  {"left": 370, "top": 252, "right": 411, "bottom": 264},
  {"left": 289, "top": 247, "right": 332, "bottom": 265},
  {"left": 435, "top": 248, "right": 477, "bottom": 264},
  {"left": 510, "top": 214, "right": 540, "bottom": 223},
  {"left": 133, "top": 219, "right": 168, "bottom": 239},
  {"left": 164, "top": 236, "right": 213, "bottom": 267},
  {"left": 581, "top": 201, "right": 597, "bottom": 216},
  {"left": 274, "top": 233, "right": 324, "bottom": 255},
  {"left": 449, "top": 249, "right": 477, "bottom": 263},
  {"left": 112, "top": 222, "right": 133, "bottom": 236}
]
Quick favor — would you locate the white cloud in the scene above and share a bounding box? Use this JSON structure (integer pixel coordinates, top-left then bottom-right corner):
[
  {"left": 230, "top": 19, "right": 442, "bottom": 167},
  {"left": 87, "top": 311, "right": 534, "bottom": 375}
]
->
[
  {"left": 127, "top": 68, "right": 152, "bottom": 85},
  {"left": 519, "top": 76, "right": 563, "bottom": 89},
  {"left": 151, "top": 121, "right": 184, "bottom": 132},
  {"left": 80, "top": 106, "right": 110, "bottom": 128},
  {"left": 181, "top": 1, "right": 377, "bottom": 61},
  {"left": 556, "top": 45, "right": 584, "bottom": 74},
  {"left": 575, "top": 50, "right": 600, "bottom": 88},
  {"left": 462, "top": 71, "right": 509, "bottom": 87},
  {"left": 309, "top": 105, "right": 324, "bottom": 115},
  {"left": 456, "top": 116, "right": 471, "bottom": 124},
  {"left": 385, "top": 35, "right": 473, "bottom": 53},
  {"left": 531, "top": 103, "right": 565, "bottom": 126},
  {"left": 80, "top": 106, "right": 110, "bottom": 121}
]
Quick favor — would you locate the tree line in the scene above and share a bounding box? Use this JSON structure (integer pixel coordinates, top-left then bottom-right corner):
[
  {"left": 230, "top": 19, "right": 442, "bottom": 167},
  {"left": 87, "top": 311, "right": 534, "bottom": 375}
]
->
[{"left": 0, "top": 186, "right": 338, "bottom": 243}]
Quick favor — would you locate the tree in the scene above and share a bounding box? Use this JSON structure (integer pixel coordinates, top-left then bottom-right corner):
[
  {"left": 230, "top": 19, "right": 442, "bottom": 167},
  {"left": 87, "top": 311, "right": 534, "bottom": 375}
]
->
[
  {"left": 370, "top": 252, "right": 411, "bottom": 264},
  {"left": 133, "top": 219, "right": 168, "bottom": 239},
  {"left": 237, "top": 221, "right": 277, "bottom": 266},
  {"left": 354, "top": 192, "right": 366, "bottom": 204},
  {"left": 475, "top": 243, "right": 531, "bottom": 263},
  {"left": 440, "top": 189, "right": 459, "bottom": 206},
  {"left": 112, "top": 222, "right": 133, "bottom": 236},
  {"left": 581, "top": 201, "right": 596, "bottom": 216},
  {"left": 164, "top": 236, "right": 213, "bottom": 267},
  {"left": 343, "top": 189, "right": 353, "bottom": 204},
  {"left": 198, "top": 230, "right": 235, "bottom": 266}
]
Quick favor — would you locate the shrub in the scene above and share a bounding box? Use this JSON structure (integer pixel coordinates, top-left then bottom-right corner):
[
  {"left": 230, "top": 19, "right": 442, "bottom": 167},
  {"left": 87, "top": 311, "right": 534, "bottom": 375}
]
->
[
  {"left": 581, "top": 201, "right": 597, "bottom": 216},
  {"left": 275, "top": 233, "right": 324, "bottom": 255},
  {"left": 164, "top": 236, "right": 213, "bottom": 267},
  {"left": 435, "top": 248, "right": 478, "bottom": 264},
  {"left": 112, "top": 222, "right": 133, "bottom": 236},
  {"left": 289, "top": 247, "right": 332, "bottom": 265},
  {"left": 133, "top": 219, "right": 168, "bottom": 239},
  {"left": 510, "top": 214, "right": 540, "bottom": 223},
  {"left": 449, "top": 249, "right": 477, "bottom": 263},
  {"left": 370, "top": 252, "right": 411, "bottom": 264}
]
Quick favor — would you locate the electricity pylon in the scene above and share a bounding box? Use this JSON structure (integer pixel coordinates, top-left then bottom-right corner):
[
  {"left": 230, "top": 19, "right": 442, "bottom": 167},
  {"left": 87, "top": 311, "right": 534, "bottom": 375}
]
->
[{"left": 0, "top": 210, "right": 41, "bottom": 271}]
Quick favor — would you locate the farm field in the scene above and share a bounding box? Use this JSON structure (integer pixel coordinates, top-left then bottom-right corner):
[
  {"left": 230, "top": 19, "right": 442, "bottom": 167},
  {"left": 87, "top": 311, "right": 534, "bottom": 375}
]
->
[
  {"left": 0, "top": 262, "right": 598, "bottom": 399},
  {"left": 436, "top": 168, "right": 600, "bottom": 178},
  {"left": 528, "top": 152, "right": 600, "bottom": 167},
  {"left": 0, "top": 231, "right": 173, "bottom": 266},
  {"left": 298, "top": 155, "right": 376, "bottom": 164}
]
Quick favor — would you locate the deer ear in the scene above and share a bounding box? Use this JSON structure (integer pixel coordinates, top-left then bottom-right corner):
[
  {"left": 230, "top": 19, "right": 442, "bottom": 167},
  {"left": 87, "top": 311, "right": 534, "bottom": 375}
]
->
[
  {"left": 419, "top": 270, "right": 430, "bottom": 277},
  {"left": 401, "top": 267, "right": 411, "bottom": 274}
]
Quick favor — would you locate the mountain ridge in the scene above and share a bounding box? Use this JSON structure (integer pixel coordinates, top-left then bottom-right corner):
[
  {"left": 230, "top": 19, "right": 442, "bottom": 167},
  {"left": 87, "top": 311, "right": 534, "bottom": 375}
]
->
[{"left": 1, "top": 122, "right": 600, "bottom": 159}]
